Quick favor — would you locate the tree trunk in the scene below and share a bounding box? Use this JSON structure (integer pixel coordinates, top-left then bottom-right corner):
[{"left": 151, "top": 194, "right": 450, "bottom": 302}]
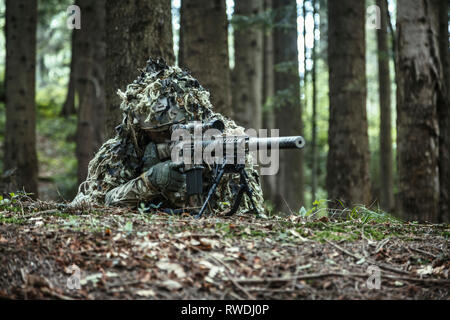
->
[
  {"left": 273, "top": 0, "right": 304, "bottom": 213},
  {"left": 302, "top": 0, "right": 308, "bottom": 112},
  {"left": 396, "top": 0, "right": 442, "bottom": 222},
  {"left": 179, "top": 0, "right": 232, "bottom": 118},
  {"left": 311, "top": 0, "right": 318, "bottom": 202},
  {"left": 4, "top": 0, "right": 39, "bottom": 197},
  {"left": 326, "top": 0, "right": 371, "bottom": 208},
  {"left": 105, "top": 0, "right": 174, "bottom": 138},
  {"left": 232, "top": 0, "right": 264, "bottom": 130},
  {"left": 261, "top": 0, "right": 277, "bottom": 205},
  {"left": 61, "top": 35, "right": 77, "bottom": 118},
  {"left": 376, "top": 0, "right": 394, "bottom": 211},
  {"left": 318, "top": 0, "right": 327, "bottom": 63},
  {"left": 74, "top": 0, "right": 106, "bottom": 184},
  {"left": 438, "top": 0, "right": 449, "bottom": 222},
  {"left": 178, "top": 1, "right": 185, "bottom": 67}
]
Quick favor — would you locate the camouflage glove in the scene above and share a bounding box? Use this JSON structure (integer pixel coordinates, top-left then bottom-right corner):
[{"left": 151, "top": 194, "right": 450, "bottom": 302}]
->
[{"left": 146, "top": 161, "right": 185, "bottom": 192}]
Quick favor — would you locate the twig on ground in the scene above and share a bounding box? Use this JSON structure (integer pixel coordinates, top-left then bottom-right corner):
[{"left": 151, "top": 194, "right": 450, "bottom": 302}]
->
[
  {"left": 324, "top": 239, "right": 409, "bottom": 275},
  {"left": 40, "top": 287, "right": 74, "bottom": 300},
  {"left": 236, "top": 272, "right": 450, "bottom": 285},
  {"left": 223, "top": 268, "right": 256, "bottom": 300},
  {"left": 410, "top": 247, "right": 437, "bottom": 259}
]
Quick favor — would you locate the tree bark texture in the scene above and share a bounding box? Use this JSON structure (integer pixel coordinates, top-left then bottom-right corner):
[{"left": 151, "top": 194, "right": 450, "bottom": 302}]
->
[
  {"left": 4, "top": 0, "right": 39, "bottom": 197},
  {"left": 105, "top": 0, "right": 174, "bottom": 138},
  {"left": 179, "top": 0, "right": 232, "bottom": 117},
  {"left": 232, "top": 0, "right": 264, "bottom": 130},
  {"left": 396, "top": 0, "right": 442, "bottom": 222},
  {"left": 273, "top": 0, "right": 304, "bottom": 212},
  {"left": 74, "top": 0, "right": 106, "bottom": 184},
  {"left": 261, "top": 0, "right": 277, "bottom": 205},
  {"left": 311, "top": 0, "right": 318, "bottom": 202},
  {"left": 437, "top": 0, "right": 449, "bottom": 222},
  {"left": 376, "top": 0, "right": 394, "bottom": 211},
  {"left": 326, "top": 0, "right": 371, "bottom": 208}
]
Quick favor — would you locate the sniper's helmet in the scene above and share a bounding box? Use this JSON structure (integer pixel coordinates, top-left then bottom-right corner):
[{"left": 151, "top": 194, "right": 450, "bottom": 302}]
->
[{"left": 116, "top": 58, "right": 216, "bottom": 134}]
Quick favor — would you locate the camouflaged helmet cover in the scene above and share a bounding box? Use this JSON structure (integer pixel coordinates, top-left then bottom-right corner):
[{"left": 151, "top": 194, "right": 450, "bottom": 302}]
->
[{"left": 117, "top": 58, "right": 215, "bottom": 133}]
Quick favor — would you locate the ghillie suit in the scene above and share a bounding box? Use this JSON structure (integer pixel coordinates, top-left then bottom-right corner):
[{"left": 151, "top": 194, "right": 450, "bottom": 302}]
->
[{"left": 72, "top": 59, "right": 264, "bottom": 215}]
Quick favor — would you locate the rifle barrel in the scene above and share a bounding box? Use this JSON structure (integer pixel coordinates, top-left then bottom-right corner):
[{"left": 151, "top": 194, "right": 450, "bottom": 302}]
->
[{"left": 248, "top": 136, "right": 305, "bottom": 149}]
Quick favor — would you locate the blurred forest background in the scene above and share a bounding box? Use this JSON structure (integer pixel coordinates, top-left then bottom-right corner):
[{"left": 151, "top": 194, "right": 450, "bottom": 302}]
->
[{"left": 0, "top": 0, "right": 448, "bottom": 222}]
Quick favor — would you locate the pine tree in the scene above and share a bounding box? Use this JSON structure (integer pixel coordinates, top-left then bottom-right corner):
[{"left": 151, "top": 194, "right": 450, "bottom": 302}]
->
[
  {"left": 376, "top": 0, "right": 394, "bottom": 211},
  {"left": 326, "top": 0, "right": 371, "bottom": 207},
  {"left": 273, "top": 0, "right": 304, "bottom": 212},
  {"left": 4, "top": 0, "right": 39, "bottom": 197},
  {"left": 74, "top": 0, "right": 106, "bottom": 184},
  {"left": 232, "top": 0, "right": 264, "bottom": 130},
  {"left": 396, "top": 0, "right": 442, "bottom": 222},
  {"left": 437, "top": 0, "right": 449, "bottom": 222},
  {"left": 105, "top": 0, "right": 174, "bottom": 138},
  {"left": 179, "top": 0, "right": 232, "bottom": 117}
]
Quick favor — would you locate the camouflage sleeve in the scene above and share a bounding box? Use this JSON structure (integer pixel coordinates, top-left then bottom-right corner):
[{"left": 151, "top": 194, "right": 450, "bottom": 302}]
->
[
  {"left": 105, "top": 142, "right": 163, "bottom": 207},
  {"left": 105, "top": 172, "right": 160, "bottom": 207}
]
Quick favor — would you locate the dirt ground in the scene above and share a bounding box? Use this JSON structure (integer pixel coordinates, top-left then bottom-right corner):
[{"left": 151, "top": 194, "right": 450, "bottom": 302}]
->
[{"left": 0, "top": 200, "right": 448, "bottom": 300}]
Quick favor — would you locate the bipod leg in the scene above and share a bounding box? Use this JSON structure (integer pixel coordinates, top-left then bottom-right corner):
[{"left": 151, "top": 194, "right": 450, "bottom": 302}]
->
[
  {"left": 241, "top": 169, "right": 259, "bottom": 215},
  {"left": 195, "top": 161, "right": 226, "bottom": 219},
  {"left": 226, "top": 166, "right": 259, "bottom": 216},
  {"left": 226, "top": 182, "right": 245, "bottom": 216}
]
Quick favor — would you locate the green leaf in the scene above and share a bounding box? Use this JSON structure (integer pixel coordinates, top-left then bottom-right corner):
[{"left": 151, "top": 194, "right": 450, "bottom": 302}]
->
[
  {"left": 299, "top": 206, "right": 307, "bottom": 217},
  {"left": 124, "top": 221, "right": 133, "bottom": 234}
]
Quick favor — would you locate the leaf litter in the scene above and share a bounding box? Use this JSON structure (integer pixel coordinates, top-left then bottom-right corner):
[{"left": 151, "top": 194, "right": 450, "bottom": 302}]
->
[{"left": 0, "top": 200, "right": 448, "bottom": 300}]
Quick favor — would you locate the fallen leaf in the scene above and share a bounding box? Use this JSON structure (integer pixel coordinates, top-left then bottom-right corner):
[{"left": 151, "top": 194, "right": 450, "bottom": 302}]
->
[
  {"left": 289, "top": 229, "right": 309, "bottom": 242},
  {"left": 323, "top": 281, "right": 332, "bottom": 289},
  {"left": 136, "top": 289, "right": 156, "bottom": 297},
  {"left": 156, "top": 261, "right": 186, "bottom": 278},
  {"left": 432, "top": 265, "right": 446, "bottom": 276},
  {"left": 80, "top": 273, "right": 103, "bottom": 286},
  {"left": 200, "top": 238, "right": 220, "bottom": 249},
  {"left": 159, "top": 279, "right": 182, "bottom": 291},
  {"left": 199, "top": 260, "right": 215, "bottom": 269},
  {"left": 416, "top": 265, "right": 433, "bottom": 276}
]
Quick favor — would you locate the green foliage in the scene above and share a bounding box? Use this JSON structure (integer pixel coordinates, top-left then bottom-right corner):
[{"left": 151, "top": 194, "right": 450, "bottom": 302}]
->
[
  {"left": 0, "top": 0, "right": 76, "bottom": 200},
  {"left": 231, "top": 8, "right": 276, "bottom": 34},
  {"left": 37, "top": 113, "right": 77, "bottom": 200},
  {"left": 264, "top": 85, "right": 299, "bottom": 112},
  {"left": 274, "top": 61, "right": 300, "bottom": 76}
]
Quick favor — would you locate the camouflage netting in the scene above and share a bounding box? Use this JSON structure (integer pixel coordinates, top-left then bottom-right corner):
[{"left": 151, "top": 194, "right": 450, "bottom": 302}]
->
[{"left": 72, "top": 58, "right": 264, "bottom": 215}]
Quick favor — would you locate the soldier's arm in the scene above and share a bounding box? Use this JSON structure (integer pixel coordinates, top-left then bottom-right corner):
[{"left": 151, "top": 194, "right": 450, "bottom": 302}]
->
[
  {"left": 105, "top": 172, "right": 160, "bottom": 207},
  {"left": 105, "top": 162, "right": 185, "bottom": 207},
  {"left": 105, "top": 144, "right": 185, "bottom": 207},
  {"left": 105, "top": 142, "right": 161, "bottom": 207}
]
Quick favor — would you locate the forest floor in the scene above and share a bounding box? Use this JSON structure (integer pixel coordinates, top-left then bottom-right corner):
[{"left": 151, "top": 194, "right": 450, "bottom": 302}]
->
[{"left": 0, "top": 197, "right": 448, "bottom": 300}]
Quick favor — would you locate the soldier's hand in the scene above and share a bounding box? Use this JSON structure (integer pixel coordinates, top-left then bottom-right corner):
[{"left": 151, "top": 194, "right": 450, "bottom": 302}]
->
[{"left": 146, "top": 161, "right": 185, "bottom": 192}]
